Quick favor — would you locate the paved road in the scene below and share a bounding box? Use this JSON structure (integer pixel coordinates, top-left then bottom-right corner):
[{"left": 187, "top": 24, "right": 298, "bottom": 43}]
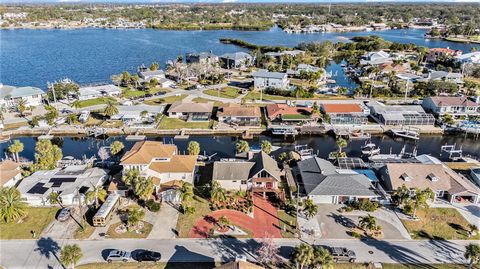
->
[{"left": 0, "top": 238, "right": 469, "bottom": 269}]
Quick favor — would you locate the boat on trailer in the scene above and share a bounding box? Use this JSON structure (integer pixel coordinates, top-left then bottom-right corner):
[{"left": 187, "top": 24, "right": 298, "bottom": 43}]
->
[{"left": 361, "top": 141, "right": 380, "bottom": 156}]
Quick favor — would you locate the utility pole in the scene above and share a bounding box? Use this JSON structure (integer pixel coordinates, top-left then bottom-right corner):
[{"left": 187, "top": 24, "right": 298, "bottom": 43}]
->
[{"left": 404, "top": 79, "right": 410, "bottom": 103}]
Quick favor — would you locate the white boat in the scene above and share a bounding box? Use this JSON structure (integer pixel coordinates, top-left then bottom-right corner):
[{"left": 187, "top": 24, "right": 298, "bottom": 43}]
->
[
  {"left": 361, "top": 141, "right": 380, "bottom": 156},
  {"left": 270, "top": 126, "right": 298, "bottom": 136}
]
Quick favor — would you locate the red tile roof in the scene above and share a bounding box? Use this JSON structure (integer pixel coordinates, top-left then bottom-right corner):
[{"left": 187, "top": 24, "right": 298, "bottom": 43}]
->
[
  {"left": 266, "top": 104, "right": 312, "bottom": 120},
  {"left": 321, "top": 103, "right": 364, "bottom": 113}
]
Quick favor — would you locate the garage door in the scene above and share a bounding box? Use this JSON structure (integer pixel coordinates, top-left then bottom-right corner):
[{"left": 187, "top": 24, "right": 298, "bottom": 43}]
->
[{"left": 311, "top": 195, "right": 334, "bottom": 204}]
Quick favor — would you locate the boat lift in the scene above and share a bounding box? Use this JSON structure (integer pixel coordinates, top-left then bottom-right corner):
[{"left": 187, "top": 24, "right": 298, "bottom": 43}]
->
[
  {"left": 441, "top": 143, "right": 463, "bottom": 161},
  {"left": 389, "top": 126, "right": 420, "bottom": 140}
]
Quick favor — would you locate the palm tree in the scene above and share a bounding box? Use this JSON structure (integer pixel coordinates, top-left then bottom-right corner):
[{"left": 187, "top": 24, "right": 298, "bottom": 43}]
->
[
  {"left": 410, "top": 188, "right": 434, "bottom": 219},
  {"left": 187, "top": 141, "right": 200, "bottom": 155},
  {"left": 0, "top": 187, "right": 28, "bottom": 223},
  {"left": 60, "top": 244, "right": 83, "bottom": 269},
  {"left": 48, "top": 190, "right": 63, "bottom": 207},
  {"left": 123, "top": 169, "right": 140, "bottom": 187},
  {"left": 66, "top": 114, "right": 78, "bottom": 125},
  {"left": 312, "top": 246, "right": 334, "bottom": 269},
  {"left": 131, "top": 74, "right": 140, "bottom": 88},
  {"left": 210, "top": 181, "right": 226, "bottom": 204},
  {"left": 358, "top": 214, "right": 379, "bottom": 235},
  {"left": 127, "top": 208, "right": 145, "bottom": 230},
  {"left": 103, "top": 101, "right": 118, "bottom": 118},
  {"left": 291, "top": 243, "right": 314, "bottom": 269},
  {"left": 261, "top": 140, "right": 272, "bottom": 154},
  {"left": 465, "top": 243, "right": 480, "bottom": 269},
  {"left": 110, "top": 141, "right": 124, "bottom": 156},
  {"left": 392, "top": 184, "right": 410, "bottom": 207},
  {"left": 235, "top": 140, "right": 250, "bottom": 153},
  {"left": 302, "top": 198, "right": 318, "bottom": 219},
  {"left": 85, "top": 185, "right": 107, "bottom": 208},
  {"left": 336, "top": 137, "right": 348, "bottom": 154},
  {"left": 8, "top": 140, "right": 24, "bottom": 162},
  {"left": 134, "top": 177, "right": 155, "bottom": 201},
  {"left": 180, "top": 182, "right": 194, "bottom": 203},
  {"left": 17, "top": 99, "right": 27, "bottom": 117},
  {"left": 45, "top": 105, "right": 59, "bottom": 125},
  {"left": 140, "top": 110, "right": 148, "bottom": 119},
  {"left": 71, "top": 100, "right": 81, "bottom": 110}
]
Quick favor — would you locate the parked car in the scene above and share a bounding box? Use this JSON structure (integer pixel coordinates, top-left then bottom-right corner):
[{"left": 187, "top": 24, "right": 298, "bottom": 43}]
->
[
  {"left": 134, "top": 249, "right": 161, "bottom": 262},
  {"left": 57, "top": 207, "right": 73, "bottom": 222},
  {"left": 145, "top": 93, "right": 153, "bottom": 98},
  {"left": 106, "top": 250, "right": 131, "bottom": 263},
  {"left": 329, "top": 247, "right": 356, "bottom": 263},
  {"left": 154, "top": 91, "right": 166, "bottom": 96}
]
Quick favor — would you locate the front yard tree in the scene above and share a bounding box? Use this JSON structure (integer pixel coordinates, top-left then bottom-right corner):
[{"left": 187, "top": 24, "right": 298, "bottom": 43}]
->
[
  {"left": 85, "top": 185, "right": 107, "bottom": 208},
  {"left": 210, "top": 181, "right": 226, "bottom": 205},
  {"left": 312, "top": 246, "right": 334, "bottom": 269},
  {"left": 410, "top": 188, "right": 434, "bottom": 219},
  {"left": 66, "top": 114, "right": 78, "bottom": 125},
  {"left": 442, "top": 113, "right": 455, "bottom": 125},
  {"left": 150, "top": 62, "right": 159, "bottom": 71},
  {"left": 256, "top": 237, "right": 280, "bottom": 266},
  {"left": 127, "top": 208, "right": 145, "bottom": 230},
  {"left": 0, "top": 187, "right": 28, "bottom": 223},
  {"left": 235, "top": 140, "right": 250, "bottom": 153},
  {"left": 110, "top": 141, "right": 125, "bottom": 156},
  {"left": 103, "top": 101, "right": 118, "bottom": 118},
  {"left": 45, "top": 105, "right": 59, "bottom": 125},
  {"left": 261, "top": 140, "right": 272, "bottom": 154},
  {"left": 8, "top": 139, "right": 24, "bottom": 162},
  {"left": 47, "top": 190, "right": 63, "bottom": 207},
  {"left": 121, "top": 71, "right": 131, "bottom": 85},
  {"left": 134, "top": 177, "right": 154, "bottom": 201},
  {"left": 187, "top": 141, "right": 200, "bottom": 155},
  {"left": 60, "top": 244, "right": 83, "bottom": 269},
  {"left": 465, "top": 243, "right": 480, "bottom": 269},
  {"left": 33, "top": 140, "right": 62, "bottom": 170},
  {"left": 123, "top": 169, "right": 140, "bottom": 186},
  {"left": 302, "top": 198, "right": 318, "bottom": 219},
  {"left": 291, "top": 243, "right": 314, "bottom": 269},
  {"left": 17, "top": 99, "right": 27, "bottom": 117},
  {"left": 392, "top": 184, "right": 410, "bottom": 206},
  {"left": 336, "top": 137, "right": 348, "bottom": 155},
  {"left": 358, "top": 214, "right": 380, "bottom": 235}
]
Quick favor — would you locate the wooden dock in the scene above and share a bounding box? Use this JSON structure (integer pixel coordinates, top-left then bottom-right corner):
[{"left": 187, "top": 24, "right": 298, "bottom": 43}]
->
[{"left": 389, "top": 126, "right": 420, "bottom": 140}]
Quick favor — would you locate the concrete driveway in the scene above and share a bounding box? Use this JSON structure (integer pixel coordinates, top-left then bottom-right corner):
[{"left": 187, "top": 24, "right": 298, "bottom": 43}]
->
[
  {"left": 41, "top": 207, "right": 84, "bottom": 239},
  {"left": 315, "top": 205, "right": 409, "bottom": 239},
  {"left": 147, "top": 202, "right": 180, "bottom": 239}
]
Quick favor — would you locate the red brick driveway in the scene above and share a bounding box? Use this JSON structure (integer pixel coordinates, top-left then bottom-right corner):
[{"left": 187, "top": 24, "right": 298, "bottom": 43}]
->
[{"left": 189, "top": 194, "right": 282, "bottom": 238}]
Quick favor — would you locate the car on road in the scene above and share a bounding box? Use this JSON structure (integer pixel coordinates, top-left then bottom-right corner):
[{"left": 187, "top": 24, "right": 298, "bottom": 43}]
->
[
  {"left": 134, "top": 249, "right": 161, "bottom": 262},
  {"left": 329, "top": 247, "right": 356, "bottom": 263},
  {"left": 145, "top": 93, "right": 153, "bottom": 98},
  {"left": 154, "top": 91, "right": 166, "bottom": 96},
  {"left": 106, "top": 250, "right": 131, "bottom": 263},
  {"left": 57, "top": 207, "right": 73, "bottom": 222}
]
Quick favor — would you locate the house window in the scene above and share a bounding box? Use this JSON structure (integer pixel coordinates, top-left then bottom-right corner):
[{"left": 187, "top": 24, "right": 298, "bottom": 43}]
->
[
  {"left": 232, "top": 180, "right": 237, "bottom": 183},
  {"left": 241, "top": 180, "right": 247, "bottom": 185},
  {"left": 427, "top": 173, "right": 438, "bottom": 182},
  {"left": 401, "top": 173, "right": 411, "bottom": 181}
]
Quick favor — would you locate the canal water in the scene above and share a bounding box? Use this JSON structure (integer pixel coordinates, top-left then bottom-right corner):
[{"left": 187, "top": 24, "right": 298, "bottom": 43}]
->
[
  {"left": 2, "top": 135, "right": 479, "bottom": 162},
  {"left": 2, "top": 27, "right": 479, "bottom": 88}
]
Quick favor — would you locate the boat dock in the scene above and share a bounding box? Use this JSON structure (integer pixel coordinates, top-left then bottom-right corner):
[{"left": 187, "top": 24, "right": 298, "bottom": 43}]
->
[
  {"left": 441, "top": 143, "right": 463, "bottom": 161},
  {"left": 389, "top": 126, "right": 420, "bottom": 140},
  {"left": 174, "top": 130, "right": 189, "bottom": 140},
  {"left": 126, "top": 131, "right": 146, "bottom": 141}
]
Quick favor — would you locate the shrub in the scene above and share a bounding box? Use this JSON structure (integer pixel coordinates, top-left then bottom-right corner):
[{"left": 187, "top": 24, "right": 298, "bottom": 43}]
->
[
  {"left": 350, "top": 231, "right": 362, "bottom": 239},
  {"left": 145, "top": 199, "right": 161, "bottom": 212},
  {"left": 350, "top": 200, "right": 380, "bottom": 212}
]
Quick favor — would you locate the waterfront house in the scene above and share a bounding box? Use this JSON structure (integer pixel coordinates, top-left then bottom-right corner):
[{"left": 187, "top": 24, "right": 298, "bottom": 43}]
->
[
  {"left": 264, "top": 50, "right": 305, "bottom": 59},
  {"left": 0, "top": 160, "right": 22, "bottom": 188},
  {"left": 16, "top": 165, "right": 109, "bottom": 206},
  {"left": 422, "top": 96, "right": 480, "bottom": 118},
  {"left": 455, "top": 51, "right": 480, "bottom": 64},
  {"left": 378, "top": 163, "right": 480, "bottom": 204},
  {"left": 185, "top": 52, "right": 219, "bottom": 65},
  {"left": 320, "top": 103, "right": 369, "bottom": 125},
  {"left": 157, "top": 78, "right": 175, "bottom": 88},
  {"left": 427, "top": 71, "right": 463, "bottom": 85},
  {"left": 360, "top": 51, "right": 392, "bottom": 66},
  {"left": 266, "top": 103, "right": 312, "bottom": 123},
  {"left": 426, "top": 48, "right": 462, "bottom": 63},
  {"left": 167, "top": 101, "right": 213, "bottom": 121},
  {"left": 212, "top": 152, "right": 282, "bottom": 197},
  {"left": 0, "top": 84, "right": 45, "bottom": 108},
  {"left": 287, "top": 64, "right": 325, "bottom": 78},
  {"left": 297, "top": 157, "right": 379, "bottom": 204},
  {"left": 220, "top": 52, "right": 254, "bottom": 69},
  {"left": 367, "top": 101, "right": 435, "bottom": 126},
  {"left": 217, "top": 104, "right": 262, "bottom": 127},
  {"left": 252, "top": 69, "right": 289, "bottom": 90},
  {"left": 139, "top": 70, "right": 166, "bottom": 82},
  {"left": 378, "top": 63, "right": 409, "bottom": 75},
  {"left": 77, "top": 84, "right": 121, "bottom": 101},
  {"left": 120, "top": 141, "right": 197, "bottom": 201},
  {"left": 110, "top": 104, "right": 164, "bottom": 126}
]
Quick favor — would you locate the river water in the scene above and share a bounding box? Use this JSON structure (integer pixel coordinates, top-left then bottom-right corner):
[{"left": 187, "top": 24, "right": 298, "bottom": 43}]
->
[
  {"left": 1, "top": 27, "right": 479, "bottom": 88},
  {"left": 2, "top": 134, "right": 479, "bottom": 162}
]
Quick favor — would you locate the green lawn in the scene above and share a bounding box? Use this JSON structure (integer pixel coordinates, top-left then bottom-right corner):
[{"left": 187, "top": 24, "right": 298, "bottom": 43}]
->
[
  {"left": 78, "top": 262, "right": 218, "bottom": 269},
  {"left": 158, "top": 117, "right": 214, "bottom": 130},
  {"left": 144, "top": 94, "right": 187, "bottom": 105},
  {"left": 192, "top": 97, "right": 226, "bottom": 107},
  {"left": 0, "top": 207, "right": 57, "bottom": 239},
  {"left": 204, "top": 87, "right": 242, "bottom": 99},
  {"left": 106, "top": 221, "right": 152, "bottom": 239},
  {"left": 277, "top": 210, "right": 298, "bottom": 238},
  {"left": 334, "top": 264, "right": 469, "bottom": 269},
  {"left": 121, "top": 87, "right": 170, "bottom": 98},
  {"left": 3, "top": 121, "right": 28, "bottom": 131},
  {"left": 401, "top": 208, "right": 479, "bottom": 240},
  {"left": 176, "top": 196, "right": 212, "bottom": 238},
  {"left": 75, "top": 97, "right": 117, "bottom": 108}
]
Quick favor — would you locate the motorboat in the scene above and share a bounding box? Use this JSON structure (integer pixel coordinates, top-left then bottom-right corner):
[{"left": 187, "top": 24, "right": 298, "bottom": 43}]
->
[{"left": 361, "top": 141, "right": 380, "bottom": 156}]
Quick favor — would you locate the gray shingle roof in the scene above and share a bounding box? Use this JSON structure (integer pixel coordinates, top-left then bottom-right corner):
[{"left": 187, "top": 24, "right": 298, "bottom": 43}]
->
[
  {"left": 298, "top": 157, "right": 377, "bottom": 197},
  {"left": 212, "top": 161, "right": 254, "bottom": 181},
  {"left": 0, "top": 85, "right": 44, "bottom": 99},
  {"left": 249, "top": 151, "right": 282, "bottom": 180},
  {"left": 252, "top": 70, "right": 287, "bottom": 80}
]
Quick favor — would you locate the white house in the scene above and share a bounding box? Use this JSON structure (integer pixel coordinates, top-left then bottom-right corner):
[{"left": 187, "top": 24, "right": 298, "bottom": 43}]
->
[
  {"left": 77, "top": 84, "right": 121, "bottom": 101},
  {"left": 110, "top": 104, "right": 165, "bottom": 126},
  {"left": 422, "top": 96, "right": 480, "bottom": 118},
  {"left": 16, "top": 165, "right": 109, "bottom": 206},
  {"left": 220, "top": 52, "right": 254, "bottom": 69},
  {"left": 428, "top": 71, "right": 463, "bottom": 85},
  {"left": 0, "top": 84, "right": 45, "bottom": 108},
  {"left": 252, "top": 70, "right": 289, "bottom": 90},
  {"left": 360, "top": 51, "right": 392, "bottom": 66},
  {"left": 456, "top": 52, "right": 480, "bottom": 64},
  {"left": 139, "top": 70, "right": 165, "bottom": 82}
]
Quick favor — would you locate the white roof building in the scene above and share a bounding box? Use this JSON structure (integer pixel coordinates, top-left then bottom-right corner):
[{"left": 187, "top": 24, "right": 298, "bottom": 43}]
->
[
  {"left": 0, "top": 84, "right": 45, "bottom": 108},
  {"left": 77, "top": 84, "right": 121, "bottom": 101}
]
